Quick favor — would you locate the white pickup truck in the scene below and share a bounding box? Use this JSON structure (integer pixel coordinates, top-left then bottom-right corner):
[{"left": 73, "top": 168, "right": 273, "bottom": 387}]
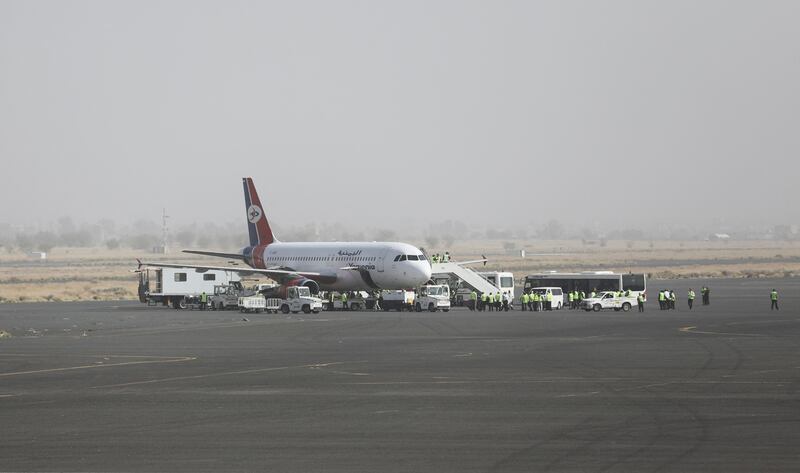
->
[{"left": 580, "top": 291, "right": 638, "bottom": 312}]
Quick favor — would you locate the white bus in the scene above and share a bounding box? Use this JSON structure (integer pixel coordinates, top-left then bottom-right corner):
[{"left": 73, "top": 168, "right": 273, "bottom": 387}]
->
[
  {"left": 478, "top": 271, "right": 515, "bottom": 300},
  {"left": 522, "top": 272, "right": 646, "bottom": 297}
]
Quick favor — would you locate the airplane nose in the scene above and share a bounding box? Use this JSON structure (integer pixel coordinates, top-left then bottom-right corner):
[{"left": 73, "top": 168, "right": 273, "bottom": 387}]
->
[{"left": 420, "top": 262, "right": 432, "bottom": 283}]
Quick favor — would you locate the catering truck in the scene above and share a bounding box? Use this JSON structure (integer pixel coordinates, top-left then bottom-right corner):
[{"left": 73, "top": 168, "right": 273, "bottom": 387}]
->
[{"left": 138, "top": 267, "right": 241, "bottom": 309}]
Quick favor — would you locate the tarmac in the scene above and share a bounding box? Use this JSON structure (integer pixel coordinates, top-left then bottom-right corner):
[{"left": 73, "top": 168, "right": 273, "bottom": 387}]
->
[{"left": 1, "top": 277, "right": 800, "bottom": 472}]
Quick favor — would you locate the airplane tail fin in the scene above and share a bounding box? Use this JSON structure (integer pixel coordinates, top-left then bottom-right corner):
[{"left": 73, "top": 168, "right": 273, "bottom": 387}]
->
[{"left": 242, "top": 177, "right": 277, "bottom": 246}]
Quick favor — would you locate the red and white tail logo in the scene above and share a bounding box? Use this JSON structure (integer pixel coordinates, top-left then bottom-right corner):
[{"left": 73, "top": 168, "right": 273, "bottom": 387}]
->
[{"left": 242, "top": 177, "right": 276, "bottom": 246}]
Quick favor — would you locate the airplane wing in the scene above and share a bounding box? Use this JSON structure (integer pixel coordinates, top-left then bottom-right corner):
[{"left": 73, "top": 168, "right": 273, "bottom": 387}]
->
[{"left": 136, "top": 260, "right": 333, "bottom": 282}]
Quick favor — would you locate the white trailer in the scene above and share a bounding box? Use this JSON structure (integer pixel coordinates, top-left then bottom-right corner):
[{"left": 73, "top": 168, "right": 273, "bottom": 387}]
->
[
  {"left": 238, "top": 294, "right": 267, "bottom": 313},
  {"left": 138, "top": 267, "right": 241, "bottom": 309}
]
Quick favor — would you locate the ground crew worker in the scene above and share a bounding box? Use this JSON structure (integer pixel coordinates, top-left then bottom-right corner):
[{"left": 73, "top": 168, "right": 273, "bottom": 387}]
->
[
  {"left": 703, "top": 286, "right": 711, "bottom": 305},
  {"left": 568, "top": 291, "right": 574, "bottom": 310},
  {"left": 528, "top": 292, "right": 534, "bottom": 311},
  {"left": 658, "top": 290, "right": 665, "bottom": 310},
  {"left": 199, "top": 291, "right": 208, "bottom": 310},
  {"left": 443, "top": 251, "right": 450, "bottom": 262},
  {"left": 494, "top": 292, "right": 502, "bottom": 311},
  {"left": 502, "top": 292, "right": 509, "bottom": 311},
  {"left": 340, "top": 292, "right": 348, "bottom": 311},
  {"left": 537, "top": 292, "right": 543, "bottom": 311},
  {"left": 590, "top": 290, "right": 596, "bottom": 299},
  {"left": 469, "top": 290, "right": 478, "bottom": 311},
  {"left": 520, "top": 292, "right": 528, "bottom": 311},
  {"left": 580, "top": 291, "right": 586, "bottom": 302},
  {"left": 669, "top": 290, "right": 676, "bottom": 310},
  {"left": 480, "top": 292, "right": 488, "bottom": 311},
  {"left": 431, "top": 254, "right": 439, "bottom": 263},
  {"left": 688, "top": 288, "right": 695, "bottom": 310},
  {"left": 771, "top": 289, "right": 779, "bottom": 310},
  {"left": 637, "top": 293, "right": 645, "bottom": 312},
  {"left": 546, "top": 291, "right": 553, "bottom": 310}
]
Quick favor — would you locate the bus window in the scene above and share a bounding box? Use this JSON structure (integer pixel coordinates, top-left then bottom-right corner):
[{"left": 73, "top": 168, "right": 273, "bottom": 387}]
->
[
  {"left": 500, "top": 277, "right": 514, "bottom": 288},
  {"left": 622, "top": 274, "right": 646, "bottom": 291}
]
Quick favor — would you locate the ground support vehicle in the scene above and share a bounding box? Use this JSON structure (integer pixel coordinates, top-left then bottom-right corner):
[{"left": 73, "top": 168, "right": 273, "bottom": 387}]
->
[
  {"left": 266, "top": 287, "right": 323, "bottom": 314},
  {"left": 414, "top": 285, "right": 451, "bottom": 312},
  {"left": 380, "top": 290, "right": 416, "bottom": 311},
  {"left": 210, "top": 284, "right": 245, "bottom": 311},
  {"left": 238, "top": 295, "right": 266, "bottom": 313},
  {"left": 323, "top": 292, "right": 371, "bottom": 311},
  {"left": 580, "top": 291, "right": 638, "bottom": 312},
  {"left": 137, "top": 267, "right": 241, "bottom": 309}
]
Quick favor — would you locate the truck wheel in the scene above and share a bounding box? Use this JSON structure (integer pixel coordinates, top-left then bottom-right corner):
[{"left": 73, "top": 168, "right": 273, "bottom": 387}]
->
[
  {"left": 302, "top": 304, "right": 311, "bottom": 314},
  {"left": 173, "top": 298, "right": 187, "bottom": 310},
  {"left": 281, "top": 304, "right": 290, "bottom": 314},
  {"left": 351, "top": 303, "right": 360, "bottom": 311},
  {"left": 593, "top": 304, "right": 602, "bottom": 312},
  {"left": 415, "top": 303, "right": 422, "bottom": 312},
  {"left": 428, "top": 303, "right": 436, "bottom": 312},
  {"left": 622, "top": 302, "right": 631, "bottom": 312}
]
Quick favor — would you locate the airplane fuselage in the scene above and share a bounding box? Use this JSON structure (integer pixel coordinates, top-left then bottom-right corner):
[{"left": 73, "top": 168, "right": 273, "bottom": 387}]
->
[{"left": 244, "top": 241, "right": 432, "bottom": 291}]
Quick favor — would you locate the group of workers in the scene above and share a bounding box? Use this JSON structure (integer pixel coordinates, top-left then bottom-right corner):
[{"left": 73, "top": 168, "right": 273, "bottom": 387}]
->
[
  {"left": 430, "top": 252, "right": 450, "bottom": 263},
  {"left": 518, "top": 290, "right": 556, "bottom": 311},
  {"left": 466, "top": 290, "right": 512, "bottom": 311}
]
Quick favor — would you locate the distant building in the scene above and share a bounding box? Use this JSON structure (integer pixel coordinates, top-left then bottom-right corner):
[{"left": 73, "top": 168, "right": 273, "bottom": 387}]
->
[{"left": 709, "top": 233, "right": 731, "bottom": 241}]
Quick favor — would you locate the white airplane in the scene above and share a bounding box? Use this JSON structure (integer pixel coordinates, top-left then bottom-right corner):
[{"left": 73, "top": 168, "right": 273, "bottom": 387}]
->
[{"left": 139, "top": 178, "right": 432, "bottom": 296}]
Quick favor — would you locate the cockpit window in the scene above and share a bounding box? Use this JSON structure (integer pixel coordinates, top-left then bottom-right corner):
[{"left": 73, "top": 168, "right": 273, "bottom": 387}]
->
[
  {"left": 418, "top": 254, "right": 427, "bottom": 260},
  {"left": 407, "top": 255, "right": 419, "bottom": 260},
  {"left": 399, "top": 255, "right": 407, "bottom": 261},
  {"left": 394, "top": 255, "right": 401, "bottom": 262}
]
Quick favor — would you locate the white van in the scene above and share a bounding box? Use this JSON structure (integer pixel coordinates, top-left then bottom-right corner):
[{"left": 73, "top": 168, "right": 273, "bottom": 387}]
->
[{"left": 530, "top": 287, "right": 564, "bottom": 310}]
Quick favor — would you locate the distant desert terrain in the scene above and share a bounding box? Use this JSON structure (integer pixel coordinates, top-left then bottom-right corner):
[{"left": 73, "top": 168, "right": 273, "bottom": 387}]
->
[{"left": 1, "top": 240, "right": 800, "bottom": 303}]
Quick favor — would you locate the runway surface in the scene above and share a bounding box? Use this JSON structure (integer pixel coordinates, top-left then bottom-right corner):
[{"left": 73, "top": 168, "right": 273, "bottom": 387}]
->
[{"left": 1, "top": 278, "right": 800, "bottom": 472}]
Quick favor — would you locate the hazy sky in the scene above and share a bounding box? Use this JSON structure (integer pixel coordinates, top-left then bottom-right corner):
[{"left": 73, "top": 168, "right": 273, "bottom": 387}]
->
[{"left": 1, "top": 0, "right": 798, "bottom": 230}]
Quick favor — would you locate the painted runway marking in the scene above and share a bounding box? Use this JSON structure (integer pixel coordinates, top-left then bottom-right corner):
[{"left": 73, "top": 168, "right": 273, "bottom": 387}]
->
[
  {"left": 0, "top": 355, "right": 196, "bottom": 378},
  {"left": 679, "top": 325, "right": 766, "bottom": 337},
  {"left": 91, "top": 361, "right": 363, "bottom": 389}
]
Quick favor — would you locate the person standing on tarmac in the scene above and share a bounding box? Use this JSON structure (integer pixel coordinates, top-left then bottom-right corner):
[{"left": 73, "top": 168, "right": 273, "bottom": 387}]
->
[
  {"left": 443, "top": 251, "right": 450, "bottom": 263},
  {"left": 520, "top": 292, "right": 528, "bottom": 311},
  {"left": 495, "top": 292, "right": 502, "bottom": 311},
  {"left": 469, "top": 290, "right": 477, "bottom": 311},
  {"left": 658, "top": 290, "right": 665, "bottom": 310},
  {"left": 687, "top": 288, "right": 695, "bottom": 310},
  {"left": 480, "top": 292, "right": 488, "bottom": 311},
  {"left": 771, "top": 289, "right": 779, "bottom": 310},
  {"left": 199, "top": 291, "right": 208, "bottom": 310},
  {"left": 637, "top": 292, "right": 645, "bottom": 312},
  {"left": 502, "top": 292, "right": 510, "bottom": 311},
  {"left": 340, "top": 292, "right": 348, "bottom": 311}
]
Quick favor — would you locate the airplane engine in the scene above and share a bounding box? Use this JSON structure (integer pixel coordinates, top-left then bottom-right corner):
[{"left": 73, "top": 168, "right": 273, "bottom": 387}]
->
[{"left": 285, "top": 277, "right": 320, "bottom": 295}]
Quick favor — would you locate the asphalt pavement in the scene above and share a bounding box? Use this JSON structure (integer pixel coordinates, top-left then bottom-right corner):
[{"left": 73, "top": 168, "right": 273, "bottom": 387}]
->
[{"left": 1, "top": 278, "right": 800, "bottom": 472}]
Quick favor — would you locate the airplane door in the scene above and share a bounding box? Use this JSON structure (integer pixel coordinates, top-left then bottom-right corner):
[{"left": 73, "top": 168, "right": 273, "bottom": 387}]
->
[{"left": 377, "top": 249, "right": 388, "bottom": 272}]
